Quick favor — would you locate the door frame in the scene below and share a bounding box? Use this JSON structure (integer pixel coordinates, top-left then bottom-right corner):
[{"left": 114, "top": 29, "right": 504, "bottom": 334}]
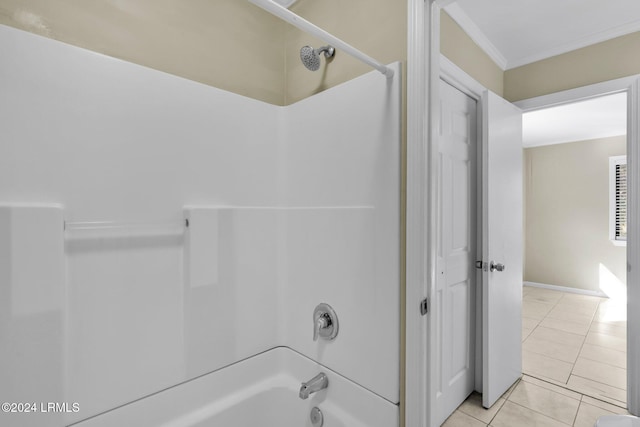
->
[
  {"left": 432, "top": 56, "right": 502, "bottom": 420},
  {"left": 405, "top": 0, "right": 438, "bottom": 426},
  {"left": 405, "top": 0, "right": 435, "bottom": 426},
  {"left": 406, "top": 2, "right": 487, "bottom": 426},
  {"left": 514, "top": 76, "right": 640, "bottom": 416}
]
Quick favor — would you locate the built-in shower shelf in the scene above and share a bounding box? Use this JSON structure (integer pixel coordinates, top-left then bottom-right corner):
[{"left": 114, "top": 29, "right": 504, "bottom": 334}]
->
[{"left": 64, "top": 220, "right": 188, "bottom": 239}]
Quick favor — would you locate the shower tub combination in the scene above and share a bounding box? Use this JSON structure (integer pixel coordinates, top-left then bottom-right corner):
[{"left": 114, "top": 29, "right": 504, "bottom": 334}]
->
[
  {"left": 0, "top": 0, "right": 401, "bottom": 424},
  {"left": 73, "top": 347, "right": 398, "bottom": 427}
]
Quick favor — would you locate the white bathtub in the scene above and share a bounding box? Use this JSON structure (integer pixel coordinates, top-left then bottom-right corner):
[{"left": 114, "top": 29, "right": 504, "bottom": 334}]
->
[{"left": 72, "top": 347, "right": 398, "bottom": 427}]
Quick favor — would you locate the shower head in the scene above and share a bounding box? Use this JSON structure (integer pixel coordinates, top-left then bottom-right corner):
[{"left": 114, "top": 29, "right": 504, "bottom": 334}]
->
[{"left": 300, "top": 45, "right": 335, "bottom": 71}]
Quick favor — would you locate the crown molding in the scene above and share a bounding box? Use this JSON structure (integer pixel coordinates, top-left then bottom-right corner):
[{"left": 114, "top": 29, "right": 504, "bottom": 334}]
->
[
  {"left": 444, "top": 2, "right": 640, "bottom": 70},
  {"left": 443, "top": 3, "right": 508, "bottom": 70},
  {"left": 507, "top": 19, "right": 640, "bottom": 69}
]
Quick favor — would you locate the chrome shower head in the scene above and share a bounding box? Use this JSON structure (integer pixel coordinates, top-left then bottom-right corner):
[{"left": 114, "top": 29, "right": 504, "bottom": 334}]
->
[{"left": 300, "top": 45, "right": 335, "bottom": 71}]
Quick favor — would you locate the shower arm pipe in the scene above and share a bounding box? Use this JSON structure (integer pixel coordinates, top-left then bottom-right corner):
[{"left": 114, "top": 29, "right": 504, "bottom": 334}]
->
[{"left": 248, "top": 0, "right": 394, "bottom": 78}]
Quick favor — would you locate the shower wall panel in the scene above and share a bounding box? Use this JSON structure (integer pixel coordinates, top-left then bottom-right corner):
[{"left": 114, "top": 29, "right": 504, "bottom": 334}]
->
[
  {"left": 0, "top": 24, "right": 281, "bottom": 425},
  {"left": 282, "top": 62, "right": 402, "bottom": 403},
  {"left": 0, "top": 24, "right": 401, "bottom": 425},
  {"left": 0, "top": 205, "right": 65, "bottom": 427}
]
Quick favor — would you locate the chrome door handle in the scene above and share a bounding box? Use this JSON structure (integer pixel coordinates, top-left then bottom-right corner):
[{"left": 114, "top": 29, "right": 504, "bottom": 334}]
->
[{"left": 489, "top": 261, "right": 505, "bottom": 272}]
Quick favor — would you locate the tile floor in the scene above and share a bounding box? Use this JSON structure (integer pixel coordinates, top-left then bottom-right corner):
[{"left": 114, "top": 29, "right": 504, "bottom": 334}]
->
[
  {"left": 443, "top": 375, "right": 630, "bottom": 427},
  {"left": 442, "top": 285, "right": 629, "bottom": 427},
  {"left": 522, "top": 286, "right": 627, "bottom": 407}
]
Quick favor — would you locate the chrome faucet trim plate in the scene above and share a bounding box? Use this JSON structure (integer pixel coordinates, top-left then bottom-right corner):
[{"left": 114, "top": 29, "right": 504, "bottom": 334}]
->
[{"left": 313, "top": 303, "right": 338, "bottom": 341}]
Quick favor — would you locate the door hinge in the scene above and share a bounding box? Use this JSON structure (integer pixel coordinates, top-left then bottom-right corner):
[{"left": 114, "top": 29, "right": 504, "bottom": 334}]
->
[{"left": 420, "top": 298, "right": 429, "bottom": 316}]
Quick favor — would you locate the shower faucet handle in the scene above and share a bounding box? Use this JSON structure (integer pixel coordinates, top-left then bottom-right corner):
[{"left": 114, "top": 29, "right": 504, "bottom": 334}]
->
[
  {"left": 312, "top": 303, "right": 339, "bottom": 342},
  {"left": 313, "top": 314, "right": 330, "bottom": 341}
]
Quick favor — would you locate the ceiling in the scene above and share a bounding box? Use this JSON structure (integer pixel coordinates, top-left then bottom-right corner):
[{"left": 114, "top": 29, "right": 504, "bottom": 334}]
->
[
  {"left": 443, "top": 1, "right": 635, "bottom": 147},
  {"left": 522, "top": 93, "right": 627, "bottom": 148},
  {"left": 446, "top": 0, "right": 640, "bottom": 69}
]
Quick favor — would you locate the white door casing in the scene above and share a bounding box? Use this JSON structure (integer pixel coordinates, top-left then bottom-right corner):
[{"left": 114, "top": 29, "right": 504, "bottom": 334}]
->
[
  {"left": 628, "top": 77, "right": 640, "bottom": 416},
  {"left": 435, "top": 80, "right": 478, "bottom": 424},
  {"left": 514, "top": 75, "right": 640, "bottom": 416},
  {"left": 405, "top": 1, "right": 438, "bottom": 426},
  {"left": 481, "top": 90, "right": 523, "bottom": 409}
]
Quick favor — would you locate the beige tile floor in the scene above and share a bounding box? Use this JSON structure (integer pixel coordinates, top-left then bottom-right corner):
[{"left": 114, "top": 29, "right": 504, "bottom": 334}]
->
[
  {"left": 522, "top": 286, "right": 627, "bottom": 407},
  {"left": 443, "top": 376, "right": 630, "bottom": 427},
  {"left": 442, "top": 286, "right": 629, "bottom": 427}
]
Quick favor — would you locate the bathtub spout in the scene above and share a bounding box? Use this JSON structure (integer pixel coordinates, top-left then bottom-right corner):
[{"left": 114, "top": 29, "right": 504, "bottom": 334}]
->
[{"left": 299, "top": 373, "right": 328, "bottom": 399}]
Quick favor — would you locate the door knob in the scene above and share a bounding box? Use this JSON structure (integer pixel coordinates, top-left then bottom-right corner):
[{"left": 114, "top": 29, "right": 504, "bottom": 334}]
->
[{"left": 489, "top": 261, "right": 505, "bottom": 272}]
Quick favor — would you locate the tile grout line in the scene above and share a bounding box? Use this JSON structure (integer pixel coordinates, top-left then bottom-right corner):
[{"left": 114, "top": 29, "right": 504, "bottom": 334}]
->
[
  {"left": 504, "top": 398, "right": 574, "bottom": 426},
  {"left": 570, "top": 372, "right": 628, "bottom": 395},
  {"left": 567, "top": 295, "right": 600, "bottom": 386},
  {"left": 572, "top": 298, "right": 628, "bottom": 398},
  {"left": 485, "top": 397, "right": 505, "bottom": 426},
  {"left": 524, "top": 373, "right": 584, "bottom": 398},
  {"left": 573, "top": 394, "right": 590, "bottom": 427},
  {"left": 581, "top": 389, "right": 629, "bottom": 410},
  {"left": 495, "top": 377, "right": 521, "bottom": 417},
  {"left": 580, "top": 331, "right": 628, "bottom": 354},
  {"left": 525, "top": 292, "right": 584, "bottom": 385},
  {"left": 530, "top": 292, "right": 598, "bottom": 386},
  {"left": 578, "top": 349, "right": 627, "bottom": 369}
]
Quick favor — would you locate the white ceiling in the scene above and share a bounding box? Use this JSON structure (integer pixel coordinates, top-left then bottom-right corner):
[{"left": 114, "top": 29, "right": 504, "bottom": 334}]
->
[
  {"left": 522, "top": 93, "right": 627, "bottom": 148},
  {"left": 447, "top": 0, "right": 640, "bottom": 69},
  {"left": 443, "top": 1, "right": 634, "bottom": 146}
]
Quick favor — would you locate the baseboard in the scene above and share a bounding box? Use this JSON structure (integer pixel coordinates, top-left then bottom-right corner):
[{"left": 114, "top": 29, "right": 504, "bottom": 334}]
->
[{"left": 523, "top": 281, "right": 608, "bottom": 298}]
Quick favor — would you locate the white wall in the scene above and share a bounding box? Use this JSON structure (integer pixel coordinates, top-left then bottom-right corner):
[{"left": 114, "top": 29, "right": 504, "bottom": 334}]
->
[
  {"left": 524, "top": 136, "right": 627, "bottom": 294},
  {"left": 0, "top": 25, "right": 401, "bottom": 426}
]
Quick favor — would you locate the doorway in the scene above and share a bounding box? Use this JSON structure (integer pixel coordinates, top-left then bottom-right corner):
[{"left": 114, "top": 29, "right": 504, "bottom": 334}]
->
[
  {"left": 521, "top": 93, "right": 629, "bottom": 407},
  {"left": 405, "top": 2, "right": 640, "bottom": 426},
  {"left": 515, "top": 78, "right": 640, "bottom": 417},
  {"left": 435, "top": 78, "right": 478, "bottom": 425},
  {"left": 431, "top": 57, "right": 524, "bottom": 424},
  {"left": 433, "top": 74, "right": 633, "bottom": 427}
]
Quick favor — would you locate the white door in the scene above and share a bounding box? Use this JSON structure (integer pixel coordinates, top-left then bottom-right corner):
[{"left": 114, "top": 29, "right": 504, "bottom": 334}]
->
[
  {"left": 481, "top": 90, "right": 523, "bottom": 408},
  {"left": 436, "top": 80, "right": 477, "bottom": 424}
]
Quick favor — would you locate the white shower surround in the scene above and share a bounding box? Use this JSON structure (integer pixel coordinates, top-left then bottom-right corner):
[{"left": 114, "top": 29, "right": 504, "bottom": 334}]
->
[{"left": 0, "top": 25, "right": 401, "bottom": 426}]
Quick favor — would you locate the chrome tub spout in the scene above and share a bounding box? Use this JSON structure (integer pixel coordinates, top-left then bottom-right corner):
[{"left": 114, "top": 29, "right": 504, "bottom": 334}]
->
[{"left": 299, "top": 373, "right": 328, "bottom": 399}]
